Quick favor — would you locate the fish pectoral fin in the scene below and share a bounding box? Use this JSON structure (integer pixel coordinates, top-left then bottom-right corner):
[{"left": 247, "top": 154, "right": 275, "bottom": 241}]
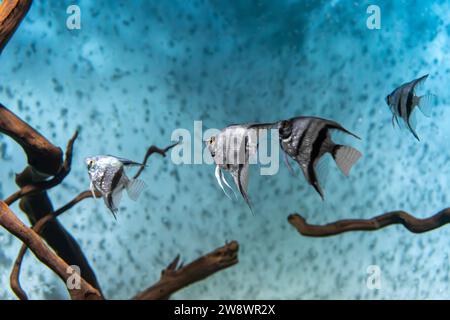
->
[
  {"left": 392, "top": 114, "right": 397, "bottom": 128},
  {"left": 127, "top": 178, "right": 146, "bottom": 201},
  {"left": 220, "top": 168, "right": 237, "bottom": 199},
  {"left": 215, "top": 165, "right": 232, "bottom": 200},
  {"left": 90, "top": 181, "right": 97, "bottom": 199}
]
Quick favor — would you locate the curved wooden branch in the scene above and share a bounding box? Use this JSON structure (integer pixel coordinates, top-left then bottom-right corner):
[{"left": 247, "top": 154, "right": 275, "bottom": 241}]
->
[
  {"left": 0, "top": 201, "right": 102, "bottom": 300},
  {"left": 10, "top": 190, "right": 97, "bottom": 300},
  {"left": 4, "top": 130, "right": 78, "bottom": 205},
  {"left": 0, "top": 104, "right": 62, "bottom": 176},
  {"left": 288, "top": 208, "right": 450, "bottom": 237},
  {"left": 133, "top": 241, "right": 239, "bottom": 300},
  {"left": 0, "top": 0, "right": 33, "bottom": 53}
]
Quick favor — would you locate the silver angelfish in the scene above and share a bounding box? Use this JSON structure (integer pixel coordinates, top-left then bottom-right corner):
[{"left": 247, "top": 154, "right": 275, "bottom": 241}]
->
[
  {"left": 205, "top": 123, "right": 274, "bottom": 214},
  {"left": 85, "top": 155, "right": 147, "bottom": 219},
  {"left": 385, "top": 74, "right": 435, "bottom": 141}
]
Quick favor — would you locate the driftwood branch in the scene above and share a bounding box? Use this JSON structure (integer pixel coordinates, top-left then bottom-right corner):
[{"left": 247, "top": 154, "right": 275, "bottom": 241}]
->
[
  {"left": 4, "top": 130, "right": 78, "bottom": 205},
  {"left": 133, "top": 241, "right": 239, "bottom": 300},
  {"left": 0, "top": 0, "right": 33, "bottom": 54},
  {"left": 0, "top": 104, "right": 62, "bottom": 176},
  {"left": 0, "top": 202, "right": 102, "bottom": 300},
  {"left": 288, "top": 209, "right": 450, "bottom": 237},
  {"left": 10, "top": 190, "right": 96, "bottom": 300}
]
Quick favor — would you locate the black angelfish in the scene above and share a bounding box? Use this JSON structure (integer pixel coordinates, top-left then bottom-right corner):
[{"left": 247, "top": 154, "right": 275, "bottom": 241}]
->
[
  {"left": 385, "top": 74, "right": 435, "bottom": 141},
  {"left": 278, "top": 116, "right": 362, "bottom": 199}
]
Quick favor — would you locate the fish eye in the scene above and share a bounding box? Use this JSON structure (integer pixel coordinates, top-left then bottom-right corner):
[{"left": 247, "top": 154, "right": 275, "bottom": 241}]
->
[{"left": 279, "top": 120, "right": 293, "bottom": 139}]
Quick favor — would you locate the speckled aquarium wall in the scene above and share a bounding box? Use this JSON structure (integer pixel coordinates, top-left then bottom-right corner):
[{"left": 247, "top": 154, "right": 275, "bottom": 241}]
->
[{"left": 1, "top": 0, "right": 450, "bottom": 299}]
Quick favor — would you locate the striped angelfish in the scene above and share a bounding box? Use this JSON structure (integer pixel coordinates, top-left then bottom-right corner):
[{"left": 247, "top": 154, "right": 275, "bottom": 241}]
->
[
  {"left": 86, "top": 155, "right": 147, "bottom": 219},
  {"left": 278, "top": 116, "right": 362, "bottom": 199},
  {"left": 205, "top": 122, "right": 275, "bottom": 214},
  {"left": 385, "top": 74, "right": 434, "bottom": 141}
]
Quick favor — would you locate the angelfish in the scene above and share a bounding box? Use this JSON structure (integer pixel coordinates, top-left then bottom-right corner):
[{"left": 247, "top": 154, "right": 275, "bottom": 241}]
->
[
  {"left": 385, "top": 74, "right": 434, "bottom": 141},
  {"left": 278, "top": 116, "right": 362, "bottom": 199},
  {"left": 85, "top": 155, "right": 147, "bottom": 219},
  {"left": 205, "top": 123, "right": 274, "bottom": 213}
]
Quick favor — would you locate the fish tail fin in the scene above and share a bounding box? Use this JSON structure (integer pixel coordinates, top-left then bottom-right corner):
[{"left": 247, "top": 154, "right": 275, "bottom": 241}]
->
[
  {"left": 416, "top": 93, "right": 437, "bottom": 117},
  {"left": 332, "top": 145, "right": 362, "bottom": 176},
  {"left": 126, "top": 178, "right": 147, "bottom": 201}
]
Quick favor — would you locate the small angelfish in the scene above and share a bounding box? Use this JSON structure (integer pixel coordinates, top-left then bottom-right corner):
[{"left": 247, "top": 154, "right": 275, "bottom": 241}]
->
[
  {"left": 278, "top": 116, "right": 362, "bottom": 199},
  {"left": 385, "top": 74, "right": 435, "bottom": 141},
  {"left": 85, "top": 155, "right": 147, "bottom": 219}
]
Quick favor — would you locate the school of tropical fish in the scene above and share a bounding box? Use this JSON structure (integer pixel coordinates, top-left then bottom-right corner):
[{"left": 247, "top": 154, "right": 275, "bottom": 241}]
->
[{"left": 84, "top": 75, "right": 435, "bottom": 217}]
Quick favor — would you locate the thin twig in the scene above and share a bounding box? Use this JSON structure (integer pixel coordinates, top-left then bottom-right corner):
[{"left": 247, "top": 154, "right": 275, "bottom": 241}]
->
[{"left": 133, "top": 142, "right": 179, "bottom": 179}]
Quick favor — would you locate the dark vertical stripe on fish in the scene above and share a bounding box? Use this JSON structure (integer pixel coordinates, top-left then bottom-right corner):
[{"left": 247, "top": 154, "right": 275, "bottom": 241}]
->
[
  {"left": 406, "top": 85, "right": 415, "bottom": 118},
  {"left": 397, "top": 89, "right": 403, "bottom": 118},
  {"left": 110, "top": 167, "right": 124, "bottom": 194},
  {"left": 295, "top": 120, "right": 312, "bottom": 157},
  {"left": 307, "top": 125, "right": 328, "bottom": 189}
]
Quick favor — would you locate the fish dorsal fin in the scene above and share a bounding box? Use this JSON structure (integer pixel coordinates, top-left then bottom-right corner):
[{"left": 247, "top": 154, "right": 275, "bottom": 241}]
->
[
  {"left": 108, "top": 155, "right": 145, "bottom": 167},
  {"left": 412, "top": 74, "right": 429, "bottom": 93}
]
